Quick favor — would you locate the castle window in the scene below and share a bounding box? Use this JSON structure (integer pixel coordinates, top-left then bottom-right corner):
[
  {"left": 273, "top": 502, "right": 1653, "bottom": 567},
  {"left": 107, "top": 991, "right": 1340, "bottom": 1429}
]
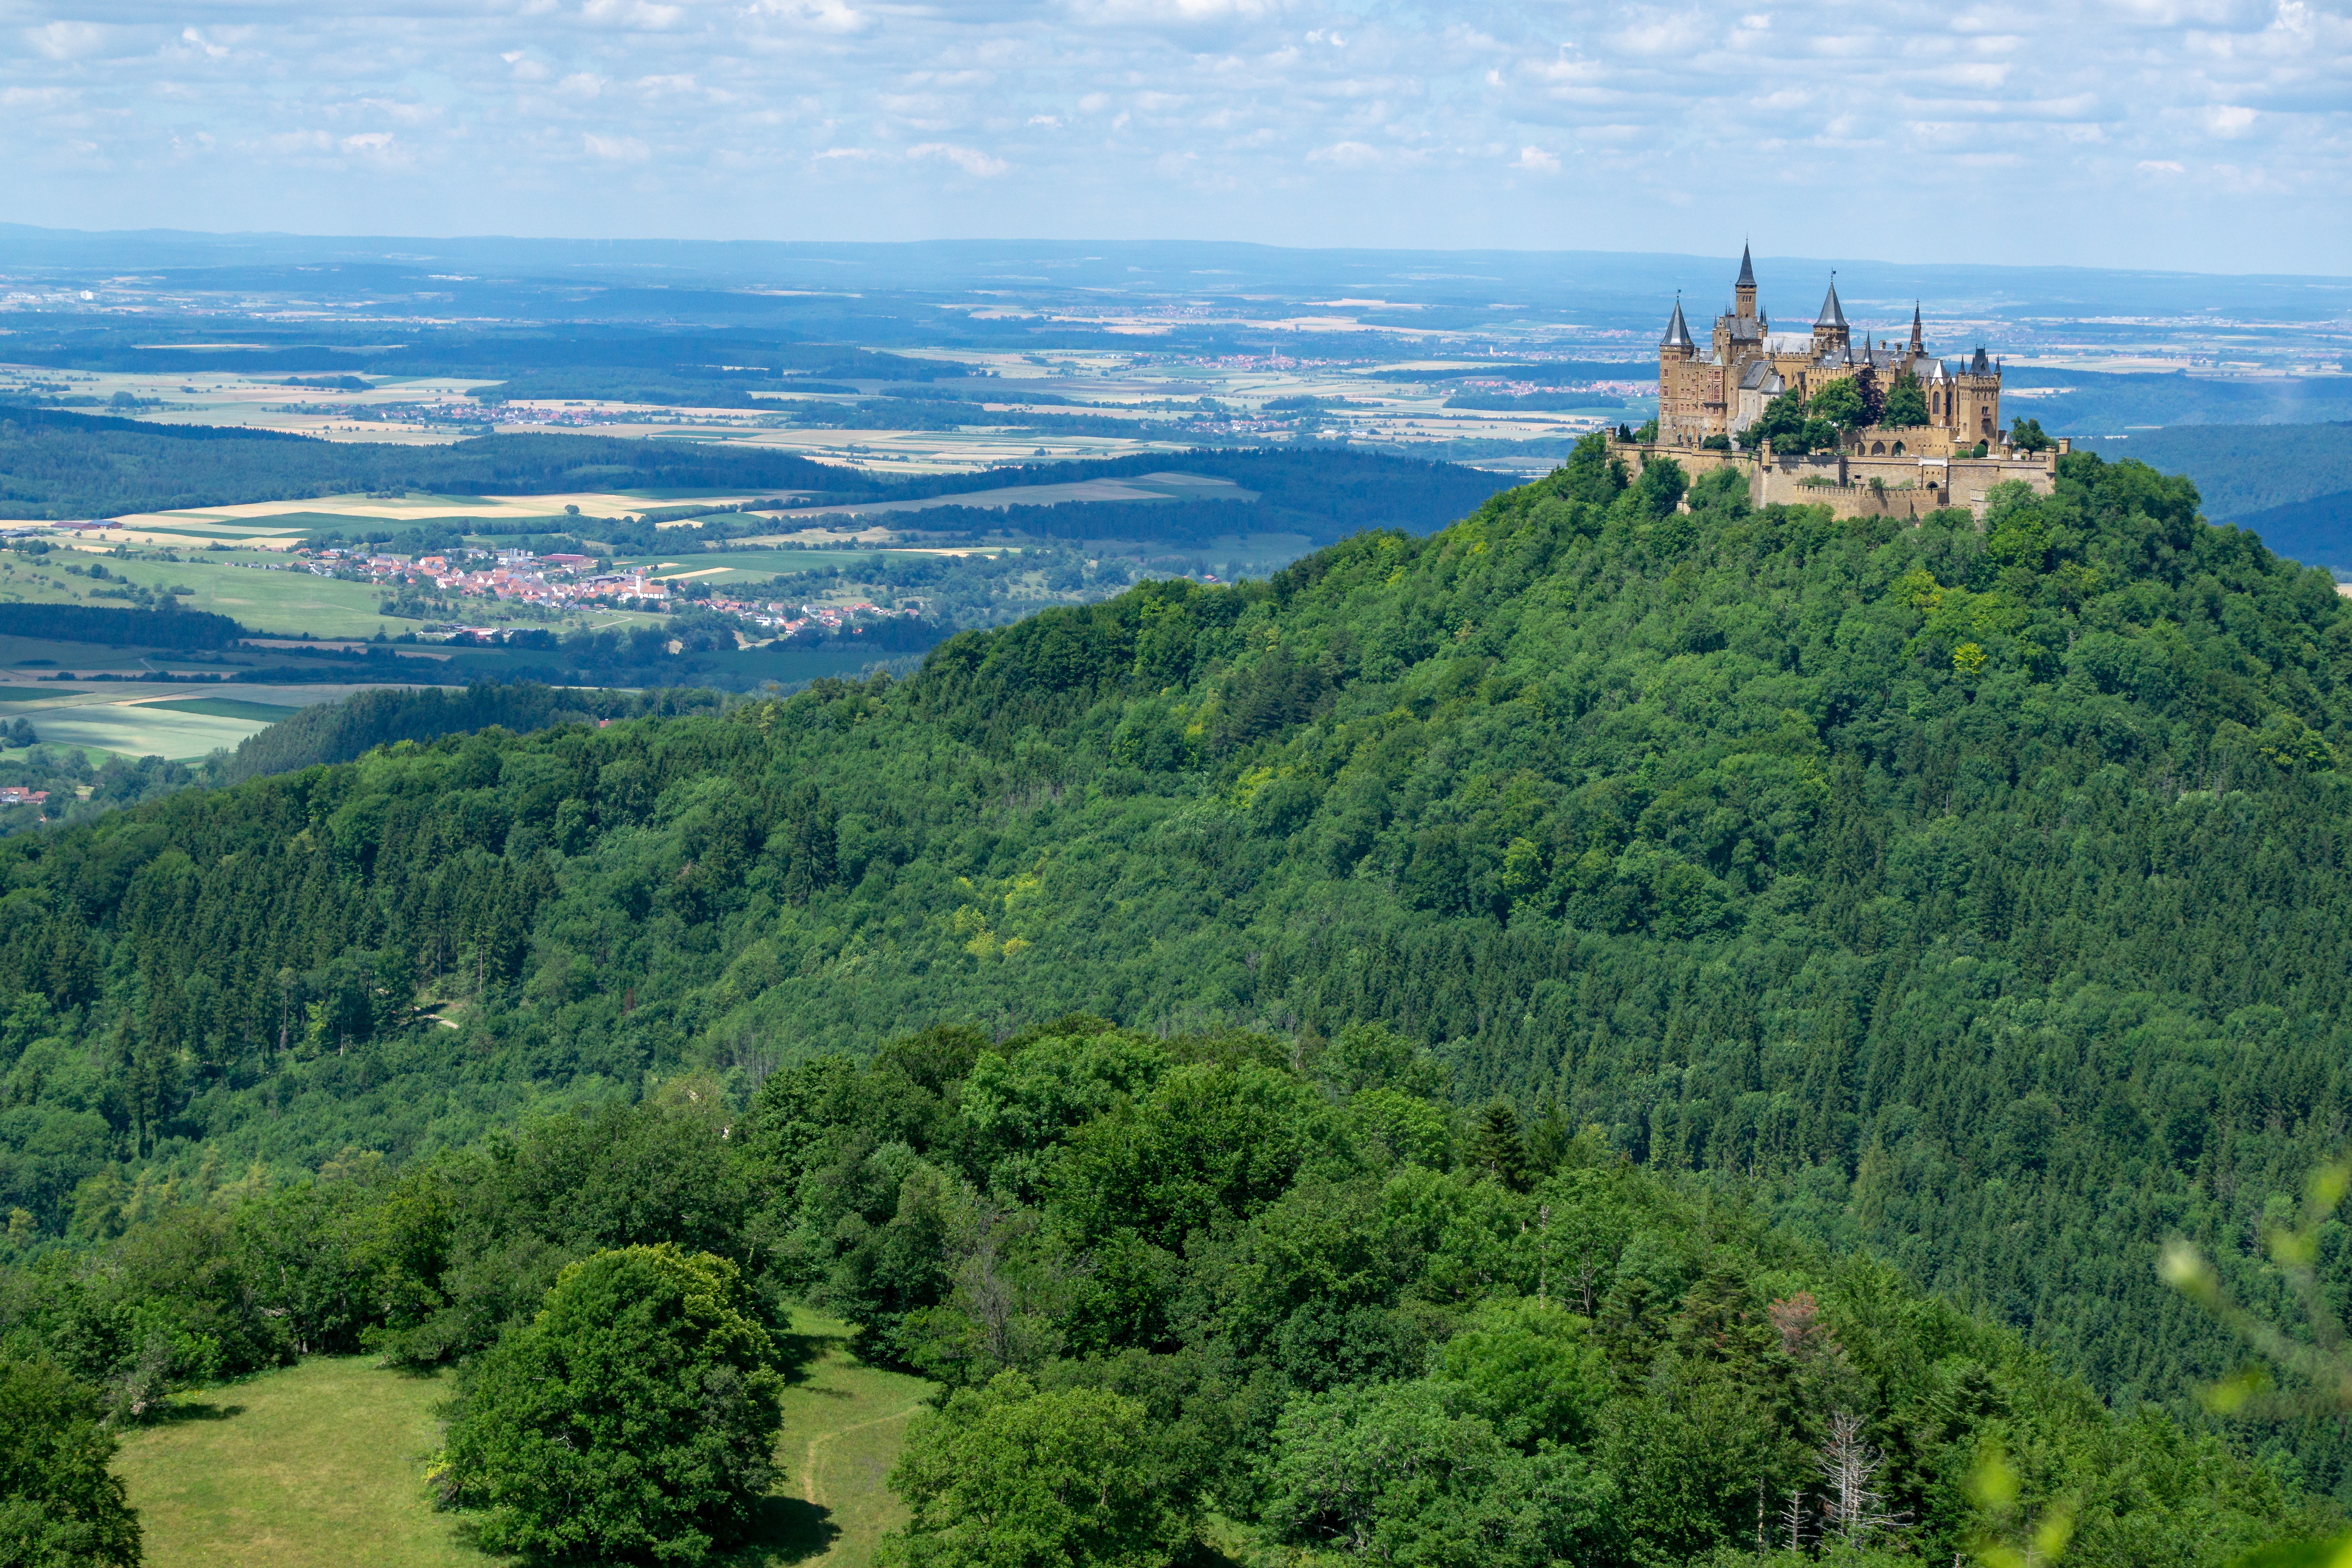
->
[
  {"left": 1870, "top": 442, "right": 1885, "bottom": 455},
  {"left": 1892, "top": 441, "right": 1905, "bottom": 455}
]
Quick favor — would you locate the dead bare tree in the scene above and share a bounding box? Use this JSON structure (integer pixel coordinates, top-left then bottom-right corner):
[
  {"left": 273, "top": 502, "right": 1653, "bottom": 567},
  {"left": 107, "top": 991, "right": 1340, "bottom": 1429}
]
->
[
  {"left": 1817, "top": 1410, "right": 1906, "bottom": 1541},
  {"left": 1780, "top": 1487, "right": 1811, "bottom": 1552}
]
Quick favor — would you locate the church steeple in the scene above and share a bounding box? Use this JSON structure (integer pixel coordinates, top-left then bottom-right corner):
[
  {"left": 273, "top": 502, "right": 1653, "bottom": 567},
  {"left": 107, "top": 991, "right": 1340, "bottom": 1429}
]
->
[
  {"left": 1907, "top": 301, "right": 1924, "bottom": 354},
  {"left": 1734, "top": 243, "right": 1757, "bottom": 318}
]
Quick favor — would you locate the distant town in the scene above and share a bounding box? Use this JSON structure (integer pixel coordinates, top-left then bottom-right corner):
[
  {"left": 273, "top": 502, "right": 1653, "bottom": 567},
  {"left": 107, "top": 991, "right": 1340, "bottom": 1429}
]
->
[{"left": 301, "top": 544, "right": 925, "bottom": 644}]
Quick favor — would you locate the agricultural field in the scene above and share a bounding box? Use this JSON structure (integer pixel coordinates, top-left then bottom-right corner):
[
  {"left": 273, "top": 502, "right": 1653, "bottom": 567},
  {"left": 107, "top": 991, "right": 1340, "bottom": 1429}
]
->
[
  {"left": 5, "top": 553, "right": 417, "bottom": 638},
  {"left": 0, "top": 680, "right": 426, "bottom": 761},
  {"left": 15, "top": 691, "right": 300, "bottom": 758},
  {"left": 110, "top": 1311, "right": 933, "bottom": 1568}
]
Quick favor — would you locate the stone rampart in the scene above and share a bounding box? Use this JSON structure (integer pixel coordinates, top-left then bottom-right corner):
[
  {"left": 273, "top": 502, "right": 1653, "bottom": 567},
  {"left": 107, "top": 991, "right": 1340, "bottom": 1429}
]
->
[{"left": 1611, "top": 438, "right": 2061, "bottom": 521}]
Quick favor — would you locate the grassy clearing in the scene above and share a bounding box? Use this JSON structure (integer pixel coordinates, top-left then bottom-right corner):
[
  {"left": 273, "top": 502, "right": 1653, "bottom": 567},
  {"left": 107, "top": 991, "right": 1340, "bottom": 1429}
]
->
[
  {"left": 108, "top": 1312, "right": 933, "bottom": 1568},
  {"left": 769, "top": 1310, "right": 936, "bottom": 1568},
  {"left": 113, "top": 1358, "right": 485, "bottom": 1568}
]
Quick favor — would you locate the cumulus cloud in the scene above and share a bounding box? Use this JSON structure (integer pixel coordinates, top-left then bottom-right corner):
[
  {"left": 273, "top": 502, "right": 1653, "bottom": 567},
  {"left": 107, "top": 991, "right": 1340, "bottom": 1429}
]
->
[
  {"left": 0, "top": 0, "right": 2344, "bottom": 268},
  {"left": 907, "top": 141, "right": 1008, "bottom": 176},
  {"left": 583, "top": 131, "right": 651, "bottom": 160},
  {"left": 23, "top": 21, "right": 106, "bottom": 60}
]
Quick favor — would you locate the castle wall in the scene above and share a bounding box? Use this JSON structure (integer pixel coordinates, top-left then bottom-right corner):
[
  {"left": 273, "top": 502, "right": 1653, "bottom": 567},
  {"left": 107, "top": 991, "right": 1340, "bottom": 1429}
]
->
[
  {"left": 1606, "top": 438, "right": 2059, "bottom": 522},
  {"left": 1850, "top": 425, "right": 1957, "bottom": 458}
]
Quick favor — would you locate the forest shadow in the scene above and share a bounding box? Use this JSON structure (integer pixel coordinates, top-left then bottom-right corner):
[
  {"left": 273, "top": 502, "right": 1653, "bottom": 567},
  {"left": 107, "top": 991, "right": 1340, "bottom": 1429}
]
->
[
  {"left": 727, "top": 1495, "right": 839, "bottom": 1566},
  {"left": 771, "top": 1323, "right": 842, "bottom": 1388},
  {"left": 148, "top": 1399, "right": 244, "bottom": 1425}
]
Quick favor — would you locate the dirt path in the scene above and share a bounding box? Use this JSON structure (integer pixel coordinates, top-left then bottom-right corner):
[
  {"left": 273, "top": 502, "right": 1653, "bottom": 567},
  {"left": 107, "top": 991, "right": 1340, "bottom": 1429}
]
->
[{"left": 802, "top": 1404, "right": 927, "bottom": 1508}]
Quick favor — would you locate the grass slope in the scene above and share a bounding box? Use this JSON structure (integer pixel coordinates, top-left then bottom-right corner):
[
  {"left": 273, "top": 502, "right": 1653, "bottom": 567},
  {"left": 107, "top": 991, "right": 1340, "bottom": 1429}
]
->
[
  {"left": 109, "top": 1315, "right": 930, "bottom": 1568},
  {"left": 113, "top": 1358, "right": 482, "bottom": 1568},
  {"left": 774, "top": 1310, "right": 935, "bottom": 1568}
]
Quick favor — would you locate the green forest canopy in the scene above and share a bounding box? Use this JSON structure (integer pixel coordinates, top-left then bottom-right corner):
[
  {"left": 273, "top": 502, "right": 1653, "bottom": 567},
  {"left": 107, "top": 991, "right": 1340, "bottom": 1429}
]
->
[{"left": 5, "top": 438, "right": 2352, "bottom": 1498}]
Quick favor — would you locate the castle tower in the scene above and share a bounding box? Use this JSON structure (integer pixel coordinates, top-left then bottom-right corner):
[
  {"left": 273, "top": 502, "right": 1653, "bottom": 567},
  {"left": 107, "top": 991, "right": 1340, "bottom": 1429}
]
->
[
  {"left": 1811, "top": 275, "right": 1849, "bottom": 358},
  {"left": 1907, "top": 303, "right": 1923, "bottom": 354},
  {"left": 1661, "top": 295, "right": 1695, "bottom": 359},
  {"left": 1656, "top": 295, "right": 1696, "bottom": 444},
  {"left": 1952, "top": 346, "right": 2002, "bottom": 445},
  {"left": 1734, "top": 244, "right": 1757, "bottom": 320}
]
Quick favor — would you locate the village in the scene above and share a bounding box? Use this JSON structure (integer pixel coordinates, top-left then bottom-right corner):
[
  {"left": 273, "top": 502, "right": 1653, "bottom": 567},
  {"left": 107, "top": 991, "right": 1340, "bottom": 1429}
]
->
[{"left": 304, "top": 544, "right": 923, "bottom": 644}]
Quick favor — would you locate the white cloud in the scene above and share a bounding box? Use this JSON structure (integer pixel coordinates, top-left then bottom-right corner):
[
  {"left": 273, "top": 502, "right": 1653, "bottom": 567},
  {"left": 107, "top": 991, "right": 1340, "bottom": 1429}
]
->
[
  {"left": 0, "top": 0, "right": 2343, "bottom": 267},
  {"left": 340, "top": 131, "right": 411, "bottom": 165},
  {"left": 24, "top": 21, "right": 105, "bottom": 60},
  {"left": 583, "top": 131, "right": 650, "bottom": 160},
  {"left": 908, "top": 141, "right": 1008, "bottom": 175},
  {"left": 580, "top": 0, "right": 684, "bottom": 28}
]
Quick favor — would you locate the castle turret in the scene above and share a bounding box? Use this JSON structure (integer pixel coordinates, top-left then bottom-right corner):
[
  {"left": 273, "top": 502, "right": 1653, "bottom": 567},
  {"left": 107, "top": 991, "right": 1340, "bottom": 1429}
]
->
[
  {"left": 1734, "top": 243, "right": 1757, "bottom": 319},
  {"left": 1661, "top": 296, "right": 1695, "bottom": 357},
  {"left": 1907, "top": 303, "right": 1923, "bottom": 354},
  {"left": 1812, "top": 275, "right": 1850, "bottom": 358}
]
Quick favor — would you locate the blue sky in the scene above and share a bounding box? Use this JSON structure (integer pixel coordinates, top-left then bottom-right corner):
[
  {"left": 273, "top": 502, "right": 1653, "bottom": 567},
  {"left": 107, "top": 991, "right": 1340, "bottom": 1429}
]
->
[{"left": 4, "top": 0, "right": 2346, "bottom": 273}]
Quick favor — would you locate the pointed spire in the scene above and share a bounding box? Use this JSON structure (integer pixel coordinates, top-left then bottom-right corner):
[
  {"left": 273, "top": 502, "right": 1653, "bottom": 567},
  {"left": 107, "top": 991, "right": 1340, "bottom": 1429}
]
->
[
  {"left": 1815, "top": 272, "right": 1847, "bottom": 330},
  {"left": 1660, "top": 293, "right": 1694, "bottom": 351},
  {"left": 1736, "top": 242, "right": 1755, "bottom": 288},
  {"left": 1909, "top": 302, "right": 1924, "bottom": 352}
]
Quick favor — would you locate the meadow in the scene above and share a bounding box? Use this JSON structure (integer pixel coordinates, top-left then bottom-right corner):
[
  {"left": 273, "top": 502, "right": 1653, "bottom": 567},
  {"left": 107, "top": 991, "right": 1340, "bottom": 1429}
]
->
[
  {"left": 111, "top": 1358, "right": 482, "bottom": 1568},
  {"left": 110, "top": 1310, "right": 933, "bottom": 1568}
]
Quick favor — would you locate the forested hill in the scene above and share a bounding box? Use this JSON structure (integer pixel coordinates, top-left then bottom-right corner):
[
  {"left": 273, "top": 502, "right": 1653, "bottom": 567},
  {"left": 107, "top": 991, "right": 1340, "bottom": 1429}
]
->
[{"left": 7, "top": 439, "right": 2352, "bottom": 1485}]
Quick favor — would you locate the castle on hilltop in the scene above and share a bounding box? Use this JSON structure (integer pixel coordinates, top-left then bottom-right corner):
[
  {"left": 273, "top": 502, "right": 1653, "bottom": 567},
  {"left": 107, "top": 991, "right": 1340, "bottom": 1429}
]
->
[
  {"left": 1611, "top": 246, "right": 2069, "bottom": 522},
  {"left": 1656, "top": 245, "right": 2004, "bottom": 454}
]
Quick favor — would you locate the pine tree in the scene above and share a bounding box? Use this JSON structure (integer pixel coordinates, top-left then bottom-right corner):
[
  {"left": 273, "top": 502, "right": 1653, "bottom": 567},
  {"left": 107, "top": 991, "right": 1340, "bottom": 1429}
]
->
[{"left": 1465, "top": 1104, "right": 1529, "bottom": 1191}]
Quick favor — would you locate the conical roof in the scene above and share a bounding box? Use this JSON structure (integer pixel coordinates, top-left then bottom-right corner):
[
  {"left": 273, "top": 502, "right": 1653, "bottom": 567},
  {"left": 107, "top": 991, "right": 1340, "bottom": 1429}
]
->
[
  {"left": 1909, "top": 302, "right": 1923, "bottom": 347},
  {"left": 1736, "top": 244, "right": 1755, "bottom": 288},
  {"left": 1660, "top": 297, "right": 1694, "bottom": 351},
  {"left": 1970, "top": 345, "right": 1991, "bottom": 374},
  {"left": 1815, "top": 277, "right": 1847, "bottom": 330}
]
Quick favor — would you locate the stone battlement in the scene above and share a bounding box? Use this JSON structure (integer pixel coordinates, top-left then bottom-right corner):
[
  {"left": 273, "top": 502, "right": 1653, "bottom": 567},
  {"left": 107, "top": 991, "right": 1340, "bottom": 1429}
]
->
[{"left": 1608, "top": 436, "right": 2065, "bottom": 522}]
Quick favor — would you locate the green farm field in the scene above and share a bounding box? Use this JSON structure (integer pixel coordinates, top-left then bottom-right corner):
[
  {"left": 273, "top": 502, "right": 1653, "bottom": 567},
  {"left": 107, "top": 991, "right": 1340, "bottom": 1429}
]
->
[
  {"left": 111, "top": 1311, "right": 933, "bottom": 1568},
  {"left": 24, "top": 695, "right": 290, "bottom": 759},
  {"left": 141, "top": 695, "right": 310, "bottom": 721},
  {"left": 0, "top": 553, "right": 410, "bottom": 638}
]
